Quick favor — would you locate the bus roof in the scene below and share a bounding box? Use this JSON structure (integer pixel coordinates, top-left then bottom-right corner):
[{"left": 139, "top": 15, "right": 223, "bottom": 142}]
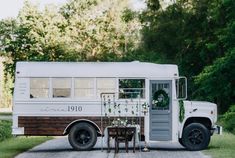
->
[{"left": 15, "top": 61, "right": 179, "bottom": 78}]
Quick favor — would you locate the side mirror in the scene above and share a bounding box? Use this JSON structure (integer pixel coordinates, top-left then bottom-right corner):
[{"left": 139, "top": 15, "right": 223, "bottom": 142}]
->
[{"left": 176, "top": 76, "right": 187, "bottom": 100}]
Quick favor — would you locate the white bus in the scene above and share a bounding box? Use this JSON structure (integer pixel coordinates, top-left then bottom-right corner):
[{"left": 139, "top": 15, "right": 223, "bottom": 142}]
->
[{"left": 12, "top": 61, "right": 221, "bottom": 151}]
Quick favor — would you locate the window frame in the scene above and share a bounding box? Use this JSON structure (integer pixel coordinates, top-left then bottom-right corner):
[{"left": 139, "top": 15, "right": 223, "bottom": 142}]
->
[
  {"left": 118, "top": 78, "right": 146, "bottom": 99},
  {"left": 96, "top": 78, "right": 117, "bottom": 98},
  {"left": 28, "top": 77, "right": 147, "bottom": 100},
  {"left": 74, "top": 78, "right": 95, "bottom": 99},
  {"left": 51, "top": 77, "right": 72, "bottom": 99},
  {"left": 29, "top": 77, "right": 50, "bottom": 99}
]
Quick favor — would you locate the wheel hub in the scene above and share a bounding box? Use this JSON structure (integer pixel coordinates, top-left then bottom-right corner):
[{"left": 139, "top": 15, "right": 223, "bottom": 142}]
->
[
  {"left": 80, "top": 134, "right": 86, "bottom": 140},
  {"left": 76, "top": 130, "right": 91, "bottom": 145},
  {"left": 189, "top": 129, "right": 203, "bottom": 145}
]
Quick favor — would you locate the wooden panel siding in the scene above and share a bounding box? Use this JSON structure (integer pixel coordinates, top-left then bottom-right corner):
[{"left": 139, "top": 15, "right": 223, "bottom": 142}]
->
[{"left": 18, "top": 116, "right": 145, "bottom": 136}]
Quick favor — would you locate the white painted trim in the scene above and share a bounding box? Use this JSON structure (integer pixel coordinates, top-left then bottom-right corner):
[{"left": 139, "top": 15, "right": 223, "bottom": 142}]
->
[{"left": 15, "top": 62, "right": 179, "bottom": 78}]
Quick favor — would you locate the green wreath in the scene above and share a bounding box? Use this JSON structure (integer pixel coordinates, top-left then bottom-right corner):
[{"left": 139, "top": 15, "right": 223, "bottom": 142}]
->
[
  {"left": 178, "top": 100, "right": 185, "bottom": 123},
  {"left": 153, "top": 89, "right": 169, "bottom": 108}
]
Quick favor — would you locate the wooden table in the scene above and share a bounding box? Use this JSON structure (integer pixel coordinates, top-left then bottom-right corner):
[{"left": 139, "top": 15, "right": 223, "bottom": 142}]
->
[{"left": 107, "top": 126, "right": 136, "bottom": 153}]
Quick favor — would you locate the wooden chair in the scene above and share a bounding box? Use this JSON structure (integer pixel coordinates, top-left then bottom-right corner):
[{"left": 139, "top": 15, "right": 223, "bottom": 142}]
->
[
  {"left": 107, "top": 126, "right": 136, "bottom": 153},
  {"left": 115, "top": 127, "right": 128, "bottom": 153}
]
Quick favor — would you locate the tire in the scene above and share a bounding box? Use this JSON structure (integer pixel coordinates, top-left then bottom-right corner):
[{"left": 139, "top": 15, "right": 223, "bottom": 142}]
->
[
  {"left": 179, "top": 138, "right": 185, "bottom": 147},
  {"left": 182, "top": 123, "right": 210, "bottom": 151},
  {"left": 68, "top": 123, "right": 97, "bottom": 151}
]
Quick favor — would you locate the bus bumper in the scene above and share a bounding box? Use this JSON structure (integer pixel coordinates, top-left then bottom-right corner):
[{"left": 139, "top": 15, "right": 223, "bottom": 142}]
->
[
  {"left": 212, "top": 125, "right": 222, "bottom": 135},
  {"left": 12, "top": 127, "right": 24, "bottom": 135}
]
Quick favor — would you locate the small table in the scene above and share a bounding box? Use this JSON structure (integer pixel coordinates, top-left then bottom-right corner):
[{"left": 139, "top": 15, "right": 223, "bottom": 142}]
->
[{"left": 107, "top": 126, "right": 136, "bottom": 153}]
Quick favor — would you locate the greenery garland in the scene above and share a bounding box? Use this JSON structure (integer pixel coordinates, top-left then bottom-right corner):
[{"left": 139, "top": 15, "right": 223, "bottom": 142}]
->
[
  {"left": 153, "top": 89, "right": 169, "bottom": 108},
  {"left": 179, "top": 100, "right": 185, "bottom": 123}
]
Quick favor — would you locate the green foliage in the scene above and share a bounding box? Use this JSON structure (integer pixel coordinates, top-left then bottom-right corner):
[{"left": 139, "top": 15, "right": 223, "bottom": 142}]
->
[
  {"left": 0, "top": 120, "right": 12, "bottom": 141},
  {"left": 153, "top": 89, "right": 170, "bottom": 108},
  {"left": 0, "top": 136, "right": 52, "bottom": 158},
  {"left": 0, "top": 73, "right": 13, "bottom": 108},
  {"left": 0, "top": 0, "right": 142, "bottom": 110},
  {"left": 178, "top": 100, "right": 185, "bottom": 123},
  {"left": 195, "top": 50, "right": 235, "bottom": 112},
  {"left": 121, "top": 8, "right": 137, "bottom": 23},
  {"left": 194, "top": 0, "right": 235, "bottom": 112},
  {"left": 0, "top": 120, "right": 51, "bottom": 158},
  {"left": 0, "top": 0, "right": 141, "bottom": 78},
  {"left": 139, "top": 0, "right": 235, "bottom": 113},
  {"left": 204, "top": 132, "right": 235, "bottom": 158},
  {"left": 0, "top": 0, "right": 234, "bottom": 114},
  {"left": 220, "top": 105, "right": 235, "bottom": 134}
]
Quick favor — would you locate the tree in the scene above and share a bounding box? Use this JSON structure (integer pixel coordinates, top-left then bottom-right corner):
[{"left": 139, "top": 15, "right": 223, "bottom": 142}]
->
[
  {"left": 0, "top": 0, "right": 141, "bottom": 77},
  {"left": 0, "top": 2, "right": 70, "bottom": 76},
  {"left": 195, "top": 0, "right": 235, "bottom": 113},
  {"left": 195, "top": 50, "right": 235, "bottom": 113},
  {"left": 60, "top": 0, "right": 141, "bottom": 61},
  {"left": 138, "top": 0, "right": 235, "bottom": 112}
]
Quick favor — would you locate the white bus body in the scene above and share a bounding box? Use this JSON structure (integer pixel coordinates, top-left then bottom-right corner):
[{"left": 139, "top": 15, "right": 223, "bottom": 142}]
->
[{"left": 12, "top": 62, "right": 221, "bottom": 151}]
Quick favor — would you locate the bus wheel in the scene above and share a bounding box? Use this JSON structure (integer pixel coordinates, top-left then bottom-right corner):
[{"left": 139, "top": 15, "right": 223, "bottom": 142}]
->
[
  {"left": 68, "top": 123, "right": 97, "bottom": 151},
  {"left": 178, "top": 138, "right": 185, "bottom": 147},
  {"left": 182, "top": 123, "right": 210, "bottom": 151}
]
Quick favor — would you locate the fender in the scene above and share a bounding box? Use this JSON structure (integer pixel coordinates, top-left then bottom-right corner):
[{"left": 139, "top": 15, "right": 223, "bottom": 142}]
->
[
  {"left": 179, "top": 116, "right": 213, "bottom": 138},
  {"left": 63, "top": 119, "right": 102, "bottom": 135}
]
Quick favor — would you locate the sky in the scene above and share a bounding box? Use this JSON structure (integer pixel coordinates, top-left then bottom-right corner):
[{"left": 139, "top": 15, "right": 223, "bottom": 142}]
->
[
  {"left": 0, "top": 0, "right": 146, "bottom": 20},
  {"left": 0, "top": 0, "right": 68, "bottom": 20}
]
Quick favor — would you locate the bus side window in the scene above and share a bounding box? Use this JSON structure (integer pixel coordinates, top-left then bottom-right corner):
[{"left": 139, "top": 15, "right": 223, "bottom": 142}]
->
[
  {"left": 119, "top": 79, "right": 145, "bottom": 99},
  {"left": 74, "top": 78, "right": 94, "bottom": 98},
  {"left": 52, "top": 78, "right": 71, "bottom": 98},
  {"left": 30, "top": 78, "right": 49, "bottom": 98},
  {"left": 96, "top": 78, "right": 116, "bottom": 97}
]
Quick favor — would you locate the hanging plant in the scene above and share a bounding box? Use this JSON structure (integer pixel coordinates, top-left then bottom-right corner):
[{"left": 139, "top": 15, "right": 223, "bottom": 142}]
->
[
  {"left": 131, "top": 105, "right": 134, "bottom": 115},
  {"left": 125, "top": 107, "right": 128, "bottom": 112},
  {"left": 142, "top": 102, "right": 148, "bottom": 109},
  {"left": 179, "top": 100, "right": 185, "bottom": 123},
  {"left": 132, "top": 110, "right": 134, "bottom": 115},
  {"left": 153, "top": 89, "right": 169, "bottom": 108}
]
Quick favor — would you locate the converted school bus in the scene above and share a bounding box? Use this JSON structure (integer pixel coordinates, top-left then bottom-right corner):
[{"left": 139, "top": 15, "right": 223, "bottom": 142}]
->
[{"left": 12, "top": 62, "right": 221, "bottom": 151}]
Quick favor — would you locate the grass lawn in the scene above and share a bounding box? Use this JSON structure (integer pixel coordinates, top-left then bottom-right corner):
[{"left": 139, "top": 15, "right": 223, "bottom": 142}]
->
[
  {"left": 0, "top": 136, "right": 52, "bottom": 158},
  {"left": 204, "top": 132, "right": 235, "bottom": 158},
  {"left": 0, "top": 112, "right": 12, "bottom": 116}
]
